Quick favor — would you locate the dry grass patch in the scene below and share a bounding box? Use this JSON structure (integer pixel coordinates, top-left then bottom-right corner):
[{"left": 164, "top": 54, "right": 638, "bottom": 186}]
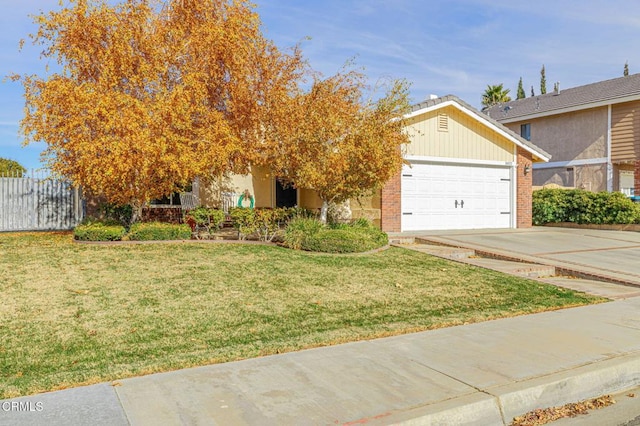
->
[{"left": 0, "top": 232, "right": 604, "bottom": 398}]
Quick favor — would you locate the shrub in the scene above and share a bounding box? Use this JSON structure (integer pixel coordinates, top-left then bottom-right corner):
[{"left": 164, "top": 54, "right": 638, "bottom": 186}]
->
[
  {"left": 302, "top": 227, "right": 388, "bottom": 253},
  {"left": 254, "top": 208, "right": 289, "bottom": 242},
  {"left": 99, "top": 203, "right": 133, "bottom": 226},
  {"left": 285, "top": 207, "right": 317, "bottom": 221},
  {"left": 229, "top": 208, "right": 259, "bottom": 240},
  {"left": 283, "top": 217, "right": 323, "bottom": 250},
  {"left": 532, "top": 188, "right": 640, "bottom": 225},
  {"left": 184, "top": 207, "right": 225, "bottom": 233},
  {"left": 532, "top": 189, "right": 568, "bottom": 225},
  {"left": 349, "top": 217, "right": 374, "bottom": 229},
  {"left": 229, "top": 207, "right": 293, "bottom": 241},
  {"left": 285, "top": 217, "right": 387, "bottom": 253},
  {"left": 127, "top": 222, "right": 192, "bottom": 241},
  {"left": 74, "top": 220, "right": 126, "bottom": 241}
]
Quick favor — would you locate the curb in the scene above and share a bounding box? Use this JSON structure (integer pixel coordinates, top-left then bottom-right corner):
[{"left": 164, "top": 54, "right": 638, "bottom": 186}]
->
[{"left": 374, "top": 353, "right": 640, "bottom": 425}]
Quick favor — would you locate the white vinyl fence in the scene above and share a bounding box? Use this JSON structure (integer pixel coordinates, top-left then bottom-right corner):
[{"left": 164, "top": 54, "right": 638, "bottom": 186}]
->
[{"left": 0, "top": 171, "right": 84, "bottom": 232}]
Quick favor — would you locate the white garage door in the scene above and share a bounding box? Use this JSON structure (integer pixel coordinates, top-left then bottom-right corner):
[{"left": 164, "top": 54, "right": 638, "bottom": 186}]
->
[{"left": 401, "top": 162, "right": 512, "bottom": 231}]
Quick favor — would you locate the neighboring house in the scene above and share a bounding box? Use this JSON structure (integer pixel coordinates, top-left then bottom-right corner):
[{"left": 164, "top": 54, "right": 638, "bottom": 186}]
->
[
  {"left": 380, "top": 95, "right": 550, "bottom": 232},
  {"left": 484, "top": 73, "right": 640, "bottom": 195}
]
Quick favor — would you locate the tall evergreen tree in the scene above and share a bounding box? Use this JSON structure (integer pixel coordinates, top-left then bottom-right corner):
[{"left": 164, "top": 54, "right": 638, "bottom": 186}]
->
[
  {"left": 516, "top": 77, "right": 525, "bottom": 99},
  {"left": 540, "top": 64, "right": 547, "bottom": 94},
  {"left": 624, "top": 61, "right": 629, "bottom": 76}
]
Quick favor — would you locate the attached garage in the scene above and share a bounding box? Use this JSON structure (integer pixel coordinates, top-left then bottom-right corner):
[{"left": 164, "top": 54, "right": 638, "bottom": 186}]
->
[
  {"left": 381, "top": 95, "right": 550, "bottom": 232},
  {"left": 401, "top": 161, "right": 512, "bottom": 231}
]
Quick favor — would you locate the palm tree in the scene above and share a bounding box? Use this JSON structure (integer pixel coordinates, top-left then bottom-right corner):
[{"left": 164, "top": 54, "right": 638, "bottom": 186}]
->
[{"left": 481, "top": 84, "right": 511, "bottom": 110}]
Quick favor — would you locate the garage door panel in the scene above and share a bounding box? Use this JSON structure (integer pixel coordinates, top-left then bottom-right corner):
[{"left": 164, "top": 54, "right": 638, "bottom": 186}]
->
[{"left": 401, "top": 162, "right": 512, "bottom": 231}]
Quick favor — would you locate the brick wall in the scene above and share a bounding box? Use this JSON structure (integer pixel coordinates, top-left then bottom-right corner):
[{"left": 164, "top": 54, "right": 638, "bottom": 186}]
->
[
  {"left": 83, "top": 192, "right": 184, "bottom": 224},
  {"left": 516, "top": 148, "right": 533, "bottom": 228},
  {"left": 380, "top": 170, "right": 401, "bottom": 232},
  {"left": 142, "top": 207, "right": 183, "bottom": 224}
]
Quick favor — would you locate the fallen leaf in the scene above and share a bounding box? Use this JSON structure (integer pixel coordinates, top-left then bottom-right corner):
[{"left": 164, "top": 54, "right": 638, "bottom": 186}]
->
[
  {"left": 511, "top": 395, "right": 615, "bottom": 426},
  {"left": 66, "top": 287, "right": 90, "bottom": 295}
]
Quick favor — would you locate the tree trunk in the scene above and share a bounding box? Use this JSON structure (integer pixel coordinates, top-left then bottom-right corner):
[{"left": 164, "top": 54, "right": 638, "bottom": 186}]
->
[
  {"left": 130, "top": 201, "right": 144, "bottom": 225},
  {"left": 320, "top": 200, "right": 329, "bottom": 224}
]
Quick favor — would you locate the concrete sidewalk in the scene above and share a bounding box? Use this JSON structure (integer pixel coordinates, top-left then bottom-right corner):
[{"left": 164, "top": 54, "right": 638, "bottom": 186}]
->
[{"left": 3, "top": 297, "right": 640, "bottom": 425}]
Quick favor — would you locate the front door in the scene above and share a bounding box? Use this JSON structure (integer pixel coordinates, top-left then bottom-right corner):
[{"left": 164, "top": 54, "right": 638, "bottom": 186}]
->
[{"left": 276, "top": 179, "right": 297, "bottom": 208}]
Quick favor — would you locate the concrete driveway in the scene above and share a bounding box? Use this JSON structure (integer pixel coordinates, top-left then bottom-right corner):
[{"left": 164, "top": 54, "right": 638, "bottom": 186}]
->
[{"left": 405, "top": 226, "right": 640, "bottom": 287}]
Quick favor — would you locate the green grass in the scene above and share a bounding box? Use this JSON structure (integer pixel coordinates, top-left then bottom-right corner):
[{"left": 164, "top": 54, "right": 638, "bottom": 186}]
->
[{"left": 0, "top": 232, "right": 604, "bottom": 398}]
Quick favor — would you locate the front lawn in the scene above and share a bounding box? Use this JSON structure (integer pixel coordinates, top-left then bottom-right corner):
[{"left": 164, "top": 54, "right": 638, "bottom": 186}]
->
[{"left": 0, "top": 232, "right": 604, "bottom": 398}]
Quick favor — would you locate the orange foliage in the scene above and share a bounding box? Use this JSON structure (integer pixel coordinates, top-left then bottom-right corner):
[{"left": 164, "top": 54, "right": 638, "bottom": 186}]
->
[
  {"left": 19, "top": 0, "right": 408, "bottom": 220},
  {"left": 20, "top": 0, "right": 303, "bottom": 215},
  {"left": 266, "top": 68, "right": 411, "bottom": 206}
]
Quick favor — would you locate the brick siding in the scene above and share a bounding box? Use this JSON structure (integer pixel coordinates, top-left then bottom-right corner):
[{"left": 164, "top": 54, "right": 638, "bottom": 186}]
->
[
  {"left": 142, "top": 207, "right": 183, "bottom": 224},
  {"left": 516, "top": 148, "right": 533, "bottom": 228},
  {"left": 380, "top": 170, "right": 401, "bottom": 232}
]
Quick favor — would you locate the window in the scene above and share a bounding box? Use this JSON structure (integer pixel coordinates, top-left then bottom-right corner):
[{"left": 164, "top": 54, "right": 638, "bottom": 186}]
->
[
  {"left": 149, "top": 192, "right": 182, "bottom": 206},
  {"left": 149, "top": 183, "right": 193, "bottom": 206},
  {"left": 620, "top": 170, "right": 634, "bottom": 196},
  {"left": 520, "top": 123, "right": 531, "bottom": 141}
]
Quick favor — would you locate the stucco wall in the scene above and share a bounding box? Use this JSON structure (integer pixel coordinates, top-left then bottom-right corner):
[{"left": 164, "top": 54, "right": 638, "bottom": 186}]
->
[
  {"left": 505, "top": 107, "right": 608, "bottom": 162},
  {"left": 198, "top": 166, "right": 273, "bottom": 208},
  {"left": 533, "top": 164, "right": 606, "bottom": 192},
  {"left": 299, "top": 188, "right": 322, "bottom": 210},
  {"left": 533, "top": 168, "right": 575, "bottom": 188}
]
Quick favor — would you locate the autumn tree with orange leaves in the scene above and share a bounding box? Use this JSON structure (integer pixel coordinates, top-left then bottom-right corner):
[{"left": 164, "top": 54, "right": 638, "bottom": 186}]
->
[
  {"left": 19, "top": 0, "right": 409, "bottom": 224},
  {"left": 19, "top": 0, "right": 303, "bottom": 221},
  {"left": 266, "top": 69, "right": 411, "bottom": 222}
]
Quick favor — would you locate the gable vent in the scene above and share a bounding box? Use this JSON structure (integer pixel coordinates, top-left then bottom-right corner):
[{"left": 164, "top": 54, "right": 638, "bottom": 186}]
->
[{"left": 438, "top": 113, "right": 448, "bottom": 132}]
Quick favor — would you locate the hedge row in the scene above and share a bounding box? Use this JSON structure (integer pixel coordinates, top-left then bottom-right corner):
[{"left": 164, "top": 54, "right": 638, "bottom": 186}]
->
[
  {"left": 74, "top": 207, "right": 386, "bottom": 252},
  {"left": 73, "top": 220, "right": 126, "bottom": 241},
  {"left": 74, "top": 221, "right": 191, "bottom": 241},
  {"left": 532, "top": 188, "right": 640, "bottom": 225},
  {"left": 127, "top": 222, "right": 192, "bottom": 241},
  {"left": 75, "top": 206, "right": 314, "bottom": 242}
]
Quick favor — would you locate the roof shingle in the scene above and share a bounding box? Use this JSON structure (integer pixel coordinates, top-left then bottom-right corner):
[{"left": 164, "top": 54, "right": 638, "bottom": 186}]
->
[{"left": 483, "top": 73, "right": 640, "bottom": 121}]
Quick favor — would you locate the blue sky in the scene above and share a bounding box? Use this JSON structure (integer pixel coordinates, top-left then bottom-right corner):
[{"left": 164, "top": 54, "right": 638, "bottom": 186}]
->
[{"left": 2, "top": 0, "right": 640, "bottom": 170}]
